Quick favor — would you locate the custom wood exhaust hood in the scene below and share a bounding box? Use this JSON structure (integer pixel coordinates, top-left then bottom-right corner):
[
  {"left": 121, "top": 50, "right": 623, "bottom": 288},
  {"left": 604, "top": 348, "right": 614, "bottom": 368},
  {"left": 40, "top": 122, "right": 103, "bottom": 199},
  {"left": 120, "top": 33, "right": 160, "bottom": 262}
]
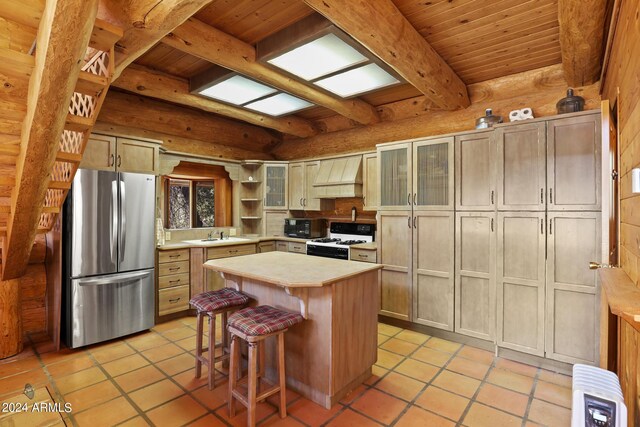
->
[{"left": 313, "top": 155, "right": 363, "bottom": 198}]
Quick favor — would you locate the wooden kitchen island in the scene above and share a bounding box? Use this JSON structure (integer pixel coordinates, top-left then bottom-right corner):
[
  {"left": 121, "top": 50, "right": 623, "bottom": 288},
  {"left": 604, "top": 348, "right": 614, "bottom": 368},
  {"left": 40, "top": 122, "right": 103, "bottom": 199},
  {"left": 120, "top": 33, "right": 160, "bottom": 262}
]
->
[{"left": 203, "top": 251, "right": 382, "bottom": 409}]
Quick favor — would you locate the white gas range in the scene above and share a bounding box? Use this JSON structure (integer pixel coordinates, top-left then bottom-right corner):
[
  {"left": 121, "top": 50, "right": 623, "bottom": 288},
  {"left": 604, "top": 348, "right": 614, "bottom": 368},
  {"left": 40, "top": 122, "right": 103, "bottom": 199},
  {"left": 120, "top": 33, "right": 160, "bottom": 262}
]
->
[{"left": 306, "top": 222, "right": 375, "bottom": 260}]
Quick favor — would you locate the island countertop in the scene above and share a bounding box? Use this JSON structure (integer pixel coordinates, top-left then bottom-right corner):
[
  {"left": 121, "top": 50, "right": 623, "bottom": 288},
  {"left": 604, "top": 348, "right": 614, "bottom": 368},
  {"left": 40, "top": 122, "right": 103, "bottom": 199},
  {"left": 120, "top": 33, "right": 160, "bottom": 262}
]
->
[{"left": 203, "top": 251, "right": 382, "bottom": 288}]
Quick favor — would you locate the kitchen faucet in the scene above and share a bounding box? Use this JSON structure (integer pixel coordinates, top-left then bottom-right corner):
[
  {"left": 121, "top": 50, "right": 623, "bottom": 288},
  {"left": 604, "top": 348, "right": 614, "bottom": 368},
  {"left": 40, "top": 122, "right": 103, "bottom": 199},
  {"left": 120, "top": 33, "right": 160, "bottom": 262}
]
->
[{"left": 220, "top": 231, "right": 225, "bottom": 240}]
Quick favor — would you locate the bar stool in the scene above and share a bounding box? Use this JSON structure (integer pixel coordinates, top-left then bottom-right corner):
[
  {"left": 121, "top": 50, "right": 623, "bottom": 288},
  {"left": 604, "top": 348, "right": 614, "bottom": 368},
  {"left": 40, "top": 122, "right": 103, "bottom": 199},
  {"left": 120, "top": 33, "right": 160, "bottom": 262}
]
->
[
  {"left": 227, "top": 305, "right": 304, "bottom": 427},
  {"left": 189, "top": 288, "right": 250, "bottom": 390}
]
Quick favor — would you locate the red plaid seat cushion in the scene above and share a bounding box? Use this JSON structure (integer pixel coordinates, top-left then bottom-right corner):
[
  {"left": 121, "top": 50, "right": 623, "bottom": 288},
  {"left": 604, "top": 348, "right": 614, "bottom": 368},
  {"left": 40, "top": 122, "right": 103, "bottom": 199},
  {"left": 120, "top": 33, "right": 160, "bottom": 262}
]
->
[
  {"left": 227, "top": 305, "right": 303, "bottom": 336},
  {"left": 189, "top": 288, "right": 249, "bottom": 313}
]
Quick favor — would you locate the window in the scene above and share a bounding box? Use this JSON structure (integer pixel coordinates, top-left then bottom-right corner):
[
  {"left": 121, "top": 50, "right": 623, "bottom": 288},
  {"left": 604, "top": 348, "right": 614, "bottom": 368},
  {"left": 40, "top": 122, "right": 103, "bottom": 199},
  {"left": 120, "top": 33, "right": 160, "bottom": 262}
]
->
[{"left": 166, "top": 179, "right": 215, "bottom": 229}]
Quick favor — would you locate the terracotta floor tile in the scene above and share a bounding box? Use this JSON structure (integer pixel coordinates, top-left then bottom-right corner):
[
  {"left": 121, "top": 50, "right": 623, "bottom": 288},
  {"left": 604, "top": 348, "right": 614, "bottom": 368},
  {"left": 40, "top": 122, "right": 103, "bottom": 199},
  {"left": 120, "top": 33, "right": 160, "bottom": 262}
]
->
[
  {"left": 364, "top": 366, "right": 388, "bottom": 386},
  {"left": 495, "top": 358, "right": 538, "bottom": 378},
  {"left": 325, "top": 408, "right": 381, "bottom": 427},
  {"left": 191, "top": 383, "right": 228, "bottom": 410},
  {"left": 114, "top": 365, "right": 166, "bottom": 393},
  {"left": 47, "top": 355, "right": 95, "bottom": 378},
  {"left": 380, "top": 338, "right": 419, "bottom": 356},
  {"left": 534, "top": 380, "right": 572, "bottom": 408},
  {"left": 486, "top": 368, "right": 534, "bottom": 394},
  {"left": 476, "top": 383, "right": 529, "bottom": 417},
  {"left": 90, "top": 343, "right": 135, "bottom": 364},
  {"left": 424, "top": 337, "right": 461, "bottom": 353},
  {"left": 259, "top": 413, "right": 306, "bottom": 426},
  {"left": 215, "top": 401, "right": 277, "bottom": 427},
  {"left": 39, "top": 348, "right": 83, "bottom": 366},
  {"left": 378, "top": 323, "right": 402, "bottom": 337},
  {"left": 146, "top": 394, "right": 207, "bottom": 427},
  {"left": 287, "top": 397, "right": 342, "bottom": 426},
  {"left": 457, "top": 346, "right": 495, "bottom": 365},
  {"left": 414, "top": 386, "right": 469, "bottom": 422},
  {"left": 395, "top": 330, "right": 430, "bottom": 345},
  {"left": 375, "top": 348, "right": 404, "bottom": 370},
  {"left": 375, "top": 372, "right": 425, "bottom": 401},
  {"left": 0, "top": 356, "right": 41, "bottom": 378},
  {"left": 141, "top": 342, "right": 184, "bottom": 363},
  {"left": 446, "top": 356, "right": 490, "bottom": 380},
  {"left": 0, "top": 386, "right": 64, "bottom": 427},
  {"left": 394, "top": 358, "right": 439, "bottom": 383},
  {"left": 186, "top": 414, "right": 228, "bottom": 426},
  {"left": 432, "top": 370, "right": 480, "bottom": 398},
  {"left": 266, "top": 387, "right": 300, "bottom": 408},
  {"left": 53, "top": 366, "right": 107, "bottom": 395},
  {"left": 63, "top": 379, "right": 121, "bottom": 413},
  {"left": 102, "top": 354, "right": 149, "bottom": 377},
  {"left": 538, "top": 369, "right": 572, "bottom": 388},
  {"left": 152, "top": 319, "right": 187, "bottom": 333},
  {"left": 339, "top": 384, "right": 368, "bottom": 405},
  {"left": 126, "top": 333, "right": 170, "bottom": 352},
  {"left": 0, "top": 369, "right": 48, "bottom": 397},
  {"left": 175, "top": 336, "right": 199, "bottom": 351},
  {"left": 463, "top": 403, "right": 522, "bottom": 427},
  {"left": 410, "top": 347, "right": 452, "bottom": 367},
  {"left": 172, "top": 368, "right": 210, "bottom": 391},
  {"left": 395, "top": 405, "right": 456, "bottom": 427},
  {"left": 155, "top": 352, "right": 196, "bottom": 376},
  {"left": 73, "top": 396, "right": 138, "bottom": 427},
  {"left": 351, "top": 388, "right": 408, "bottom": 424},
  {"left": 129, "top": 378, "right": 184, "bottom": 411},
  {"left": 117, "top": 416, "right": 152, "bottom": 427},
  {"left": 180, "top": 316, "right": 198, "bottom": 328},
  {"left": 377, "top": 334, "right": 390, "bottom": 346},
  {"left": 162, "top": 326, "right": 197, "bottom": 341},
  {"left": 527, "top": 399, "right": 572, "bottom": 426}
]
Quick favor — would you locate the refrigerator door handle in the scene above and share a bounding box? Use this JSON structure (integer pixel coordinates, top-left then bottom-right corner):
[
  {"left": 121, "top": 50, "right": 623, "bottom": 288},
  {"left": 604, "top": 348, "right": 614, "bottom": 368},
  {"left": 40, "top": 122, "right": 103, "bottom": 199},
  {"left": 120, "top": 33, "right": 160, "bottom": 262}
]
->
[
  {"left": 120, "top": 179, "right": 126, "bottom": 262},
  {"left": 78, "top": 270, "right": 150, "bottom": 286},
  {"left": 111, "top": 180, "right": 118, "bottom": 266}
]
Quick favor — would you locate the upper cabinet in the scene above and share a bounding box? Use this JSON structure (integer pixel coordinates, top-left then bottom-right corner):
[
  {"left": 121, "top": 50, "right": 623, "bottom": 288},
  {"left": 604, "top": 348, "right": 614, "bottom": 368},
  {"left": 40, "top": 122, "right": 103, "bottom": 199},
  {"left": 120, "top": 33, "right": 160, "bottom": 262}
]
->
[
  {"left": 264, "top": 162, "right": 288, "bottom": 210},
  {"left": 288, "top": 161, "right": 334, "bottom": 211},
  {"left": 362, "top": 153, "right": 378, "bottom": 211},
  {"left": 495, "top": 122, "right": 546, "bottom": 211},
  {"left": 547, "top": 114, "right": 602, "bottom": 211},
  {"left": 81, "top": 134, "right": 160, "bottom": 175},
  {"left": 413, "top": 137, "right": 454, "bottom": 210},
  {"left": 378, "top": 143, "right": 412, "bottom": 210},
  {"left": 455, "top": 130, "right": 495, "bottom": 211}
]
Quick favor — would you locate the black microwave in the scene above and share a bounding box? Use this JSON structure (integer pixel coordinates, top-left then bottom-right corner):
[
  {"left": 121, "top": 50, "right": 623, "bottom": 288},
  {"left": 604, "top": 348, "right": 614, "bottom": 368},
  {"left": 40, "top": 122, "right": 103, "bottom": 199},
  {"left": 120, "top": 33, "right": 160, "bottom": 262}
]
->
[{"left": 284, "top": 218, "right": 326, "bottom": 239}]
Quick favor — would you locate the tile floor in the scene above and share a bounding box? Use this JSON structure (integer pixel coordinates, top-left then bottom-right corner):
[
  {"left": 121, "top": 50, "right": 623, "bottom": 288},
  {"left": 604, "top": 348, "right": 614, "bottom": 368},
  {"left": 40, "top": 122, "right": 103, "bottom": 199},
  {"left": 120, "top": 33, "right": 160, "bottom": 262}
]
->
[{"left": 0, "top": 318, "right": 573, "bottom": 426}]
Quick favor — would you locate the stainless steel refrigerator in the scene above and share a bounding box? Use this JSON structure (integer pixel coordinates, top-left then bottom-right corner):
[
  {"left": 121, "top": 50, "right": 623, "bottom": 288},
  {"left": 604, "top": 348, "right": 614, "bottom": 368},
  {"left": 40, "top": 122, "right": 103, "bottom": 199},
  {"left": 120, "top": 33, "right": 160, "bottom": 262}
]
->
[{"left": 63, "top": 169, "right": 155, "bottom": 348}]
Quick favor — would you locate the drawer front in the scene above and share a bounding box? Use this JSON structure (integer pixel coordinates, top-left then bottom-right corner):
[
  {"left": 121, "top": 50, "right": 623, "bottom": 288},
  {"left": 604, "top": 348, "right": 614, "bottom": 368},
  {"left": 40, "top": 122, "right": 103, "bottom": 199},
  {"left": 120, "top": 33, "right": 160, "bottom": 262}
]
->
[
  {"left": 258, "top": 241, "right": 276, "bottom": 253},
  {"left": 276, "top": 242, "right": 288, "bottom": 252},
  {"left": 207, "top": 244, "right": 256, "bottom": 260},
  {"left": 158, "top": 285, "right": 190, "bottom": 316},
  {"left": 158, "top": 260, "right": 189, "bottom": 277},
  {"left": 288, "top": 242, "right": 306, "bottom": 254},
  {"left": 158, "top": 273, "right": 190, "bottom": 290},
  {"left": 158, "top": 249, "right": 190, "bottom": 264},
  {"left": 350, "top": 249, "right": 377, "bottom": 263}
]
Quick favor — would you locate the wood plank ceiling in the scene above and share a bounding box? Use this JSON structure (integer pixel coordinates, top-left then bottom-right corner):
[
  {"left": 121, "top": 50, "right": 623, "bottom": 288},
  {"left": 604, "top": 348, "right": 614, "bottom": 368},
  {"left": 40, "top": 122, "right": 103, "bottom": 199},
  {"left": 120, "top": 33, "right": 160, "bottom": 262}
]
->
[{"left": 132, "top": 0, "right": 561, "bottom": 120}]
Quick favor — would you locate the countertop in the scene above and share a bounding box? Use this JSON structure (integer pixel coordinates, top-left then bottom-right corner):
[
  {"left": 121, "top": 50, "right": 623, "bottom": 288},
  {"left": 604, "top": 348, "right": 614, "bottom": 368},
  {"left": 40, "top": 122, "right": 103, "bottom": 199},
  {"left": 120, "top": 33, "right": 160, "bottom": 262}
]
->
[
  {"left": 203, "top": 251, "right": 382, "bottom": 288},
  {"left": 157, "top": 236, "right": 312, "bottom": 251},
  {"left": 351, "top": 242, "right": 377, "bottom": 250}
]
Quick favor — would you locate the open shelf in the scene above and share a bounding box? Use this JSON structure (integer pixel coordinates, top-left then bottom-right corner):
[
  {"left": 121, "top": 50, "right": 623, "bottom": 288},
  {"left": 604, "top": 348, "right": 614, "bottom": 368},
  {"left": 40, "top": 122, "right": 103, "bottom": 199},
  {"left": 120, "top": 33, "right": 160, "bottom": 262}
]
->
[
  {"left": 241, "top": 216, "right": 262, "bottom": 220},
  {"left": 240, "top": 180, "right": 261, "bottom": 184},
  {"left": 241, "top": 198, "right": 261, "bottom": 202}
]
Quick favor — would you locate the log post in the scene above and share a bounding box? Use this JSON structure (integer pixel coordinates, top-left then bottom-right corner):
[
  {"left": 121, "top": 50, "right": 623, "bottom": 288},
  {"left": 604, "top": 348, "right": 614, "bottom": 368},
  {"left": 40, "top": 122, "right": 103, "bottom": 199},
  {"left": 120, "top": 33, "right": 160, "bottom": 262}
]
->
[{"left": 0, "top": 278, "right": 22, "bottom": 358}]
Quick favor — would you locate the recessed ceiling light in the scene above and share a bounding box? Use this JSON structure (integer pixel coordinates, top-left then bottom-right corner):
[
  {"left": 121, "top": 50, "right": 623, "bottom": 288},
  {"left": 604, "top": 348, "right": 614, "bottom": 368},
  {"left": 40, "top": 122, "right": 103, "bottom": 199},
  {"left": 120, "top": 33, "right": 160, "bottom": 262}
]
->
[
  {"left": 314, "top": 63, "right": 400, "bottom": 98},
  {"left": 245, "top": 93, "right": 313, "bottom": 116},
  {"left": 198, "top": 75, "right": 277, "bottom": 105},
  {"left": 267, "top": 33, "right": 368, "bottom": 81}
]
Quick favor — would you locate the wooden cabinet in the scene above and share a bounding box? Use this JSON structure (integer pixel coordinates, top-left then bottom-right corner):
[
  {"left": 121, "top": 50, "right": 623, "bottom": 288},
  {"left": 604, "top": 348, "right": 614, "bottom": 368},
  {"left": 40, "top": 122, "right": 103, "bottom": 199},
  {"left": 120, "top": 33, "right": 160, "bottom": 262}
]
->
[
  {"left": 258, "top": 241, "right": 276, "bottom": 253},
  {"left": 263, "top": 210, "right": 287, "bottom": 237},
  {"left": 495, "top": 123, "right": 546, "bottom": 211},
  {"left": 80, "top": 134, "right": 159, "bottom": 174},
  {"left": 413, "top": 137, "right": 454, "bottom": 210},
  {"left": 157, "top": 249, "right": 191, "bottom": 317},
  {"left": 547, "top": 114, "right": 602, "bottom": 211},
  {"left": 496, "top": 212, "right": 545, "bottom": 356},
  {"left": 207, "top": 243, "right": 256, "bottom": 260},
  {"left": 546, "top": 212, "right": 601, "bottom": 364},
  {"left": 455, "top": 212, "right": 496, "bottom": 341},
  {"left": 378, "top": 211, "right": 412, "bottom": 320},
  {"left": 288, "top": 161, "right": 334, "bottom": 211},
  {"left": 276, "top": 241, "right": 288, "bottom": 252},
  {"left": 455, "top": 130, "right": 495, "bottom": 211},
  {"left": 362, "top": 153, "right": 378, "bottom": 211},
  {"left": 264, "top": 162, "right": 288, "bottom": 209},
  {"left": 288, "top": 242, "right": 306, "bottom": 254},
  {"left": 351, "top": 247, "right": 377, "bottom": 263},
  {"left": 413, "top": 211, "right": 454, "bottom": 331},
  {"left": 378, "top": 143, "right": 412, "bottom": 210}
]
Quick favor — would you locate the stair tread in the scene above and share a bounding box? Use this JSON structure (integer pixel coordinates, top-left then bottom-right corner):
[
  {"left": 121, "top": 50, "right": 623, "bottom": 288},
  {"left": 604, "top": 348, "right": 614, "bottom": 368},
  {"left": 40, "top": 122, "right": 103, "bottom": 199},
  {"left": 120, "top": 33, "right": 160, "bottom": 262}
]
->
[
  {"left": 75, "top": 71, "right": 108, "bottom": 96},
  {"left": 65, "top": 114, "right": 93, "bottom": 132},
  {"left": 89, "top": 19, "right": 123, "bottom": 51}
]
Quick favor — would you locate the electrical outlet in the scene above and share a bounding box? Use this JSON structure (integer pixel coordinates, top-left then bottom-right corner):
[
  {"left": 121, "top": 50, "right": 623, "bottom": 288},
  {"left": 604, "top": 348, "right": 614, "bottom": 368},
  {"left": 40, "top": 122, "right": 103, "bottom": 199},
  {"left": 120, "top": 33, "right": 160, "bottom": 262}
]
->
[
  {"left": 229, "top": 228, "right": 237, "bottom": 236},
  {"left": 165, "top": 231, "right": 171, "bottom": 240}
]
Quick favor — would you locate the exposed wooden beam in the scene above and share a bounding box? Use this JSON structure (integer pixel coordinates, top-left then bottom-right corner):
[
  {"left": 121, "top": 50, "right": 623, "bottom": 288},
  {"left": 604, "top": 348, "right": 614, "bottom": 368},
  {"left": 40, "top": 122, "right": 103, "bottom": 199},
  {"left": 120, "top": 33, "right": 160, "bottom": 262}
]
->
[
  {"left": 98, "top": 90, "right": 280, "bottom": 152},
  {"left": 304, "top": 0, "right": 470, "bottom": 111},
  {"left": 2, "top": 0, "right": 99, "bottom": 280},
  {"left": 114, "top": 65, "right": 318, "bottom": 138},
  {"left": 98, "top": 0, "right": 213, "bottom": 79},
  {"left": 164, "top": 18, "right": 380, "bottom": 125},
  {"left": 558, "top": 0, "right": 608, "bottom": 86}
]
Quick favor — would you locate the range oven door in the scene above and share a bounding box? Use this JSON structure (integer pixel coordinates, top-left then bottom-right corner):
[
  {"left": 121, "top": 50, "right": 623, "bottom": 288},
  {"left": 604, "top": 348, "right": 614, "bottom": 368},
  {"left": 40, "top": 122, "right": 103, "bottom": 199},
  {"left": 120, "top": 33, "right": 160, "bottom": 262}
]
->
[{"left": 306, "top": 244, "right": 349, "bottom": 260}]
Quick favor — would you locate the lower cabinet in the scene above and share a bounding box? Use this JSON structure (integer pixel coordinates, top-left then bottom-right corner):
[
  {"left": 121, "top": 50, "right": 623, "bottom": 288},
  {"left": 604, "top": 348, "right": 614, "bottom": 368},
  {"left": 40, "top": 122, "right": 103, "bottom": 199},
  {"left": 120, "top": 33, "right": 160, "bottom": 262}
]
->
[
  {"left": 157, "top": 249, "right": 191, "bottom": 317},
  {"left": 288, "top": 242, "right": 306, "bottom": 254},
  {"left": 455, "top": 212, "right": 496, "bottom": 341},
  {"left": 496, "top": 212, "right": 546, "bottom": 356},
  {"left": 413, "top": 211, "right": 454, "bottom": 331},
  {"left": 378, "top": 211, "right": 412, "bottom": 321},
  {"left": 258, "top": 241, "right": 276, "bottom": 253},
  {"left": 276, "top": 241, "right": 288, "bottom": 252}
]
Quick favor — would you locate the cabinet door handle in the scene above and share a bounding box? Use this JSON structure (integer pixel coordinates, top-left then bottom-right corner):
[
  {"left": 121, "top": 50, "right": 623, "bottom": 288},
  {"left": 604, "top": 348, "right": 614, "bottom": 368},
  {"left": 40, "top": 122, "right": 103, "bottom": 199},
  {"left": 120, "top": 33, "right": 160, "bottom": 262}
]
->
[
  {"left": 109, "top": 154, "right": 115, "bottom": 167},
  {"left": 228, "top": 249, "right": 238, "bottom": 254},
  {"left": 303, "top": 198, "right": 306, "bottom": 206},
  {"left": 407, "top": 193, "right": 411, "bottom": 205},
  {"left": 358, "top": 254, "right": 368, "bottom": 258},
  {"left": 169, "top": 267, "right": 180, "bottom": 272},
  {"left": 363, "top": 196, "right": 366, "bottom": 206},
  {"left": 169, "top": 297, "right": 181, "bottom": 303},
  {"left": 299, "top": 197, "right": 303, "bottom": 206},
  {"left": 491, "top": 218, "right": 494, "bottom": 232},
  {"left": 541, "top": 218, "right": 544, "bottom": 234},
  {"left": 408, "top": 217, "right": 411, "bottom": 228},
  {"left": 117, "top": 155, "right": 122, "bottom": 168},
  {"left": 540, "top": 188, "right": 544, "bottom": 204},
  {"left": 413, "top": 193, "right": 417, "bottom": 205},
  {"left": 413, "top": 216, "right": 417, "bottom": 228},
  {"left": 491, "top": 190, "right": 494, "bottom": 205},
  {"left": 169, "top": 254, "right": 181, "bottom": 259},
  {"left": 169, "top": 279, "right": 181, "bottom": 284},
  {"left": 549, "top": 219, "right": 553, "bottom": 235},
  {"left": 549, "top": 188, "right": 553, "bottom": 204}
]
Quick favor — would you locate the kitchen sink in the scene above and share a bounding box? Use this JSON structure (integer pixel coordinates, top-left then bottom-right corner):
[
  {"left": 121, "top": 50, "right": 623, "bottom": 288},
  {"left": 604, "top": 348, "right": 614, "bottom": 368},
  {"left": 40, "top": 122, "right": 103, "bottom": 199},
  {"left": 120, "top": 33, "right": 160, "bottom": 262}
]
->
[{"left": 181, "top": 237, "right": 251, "bottom": 246}]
